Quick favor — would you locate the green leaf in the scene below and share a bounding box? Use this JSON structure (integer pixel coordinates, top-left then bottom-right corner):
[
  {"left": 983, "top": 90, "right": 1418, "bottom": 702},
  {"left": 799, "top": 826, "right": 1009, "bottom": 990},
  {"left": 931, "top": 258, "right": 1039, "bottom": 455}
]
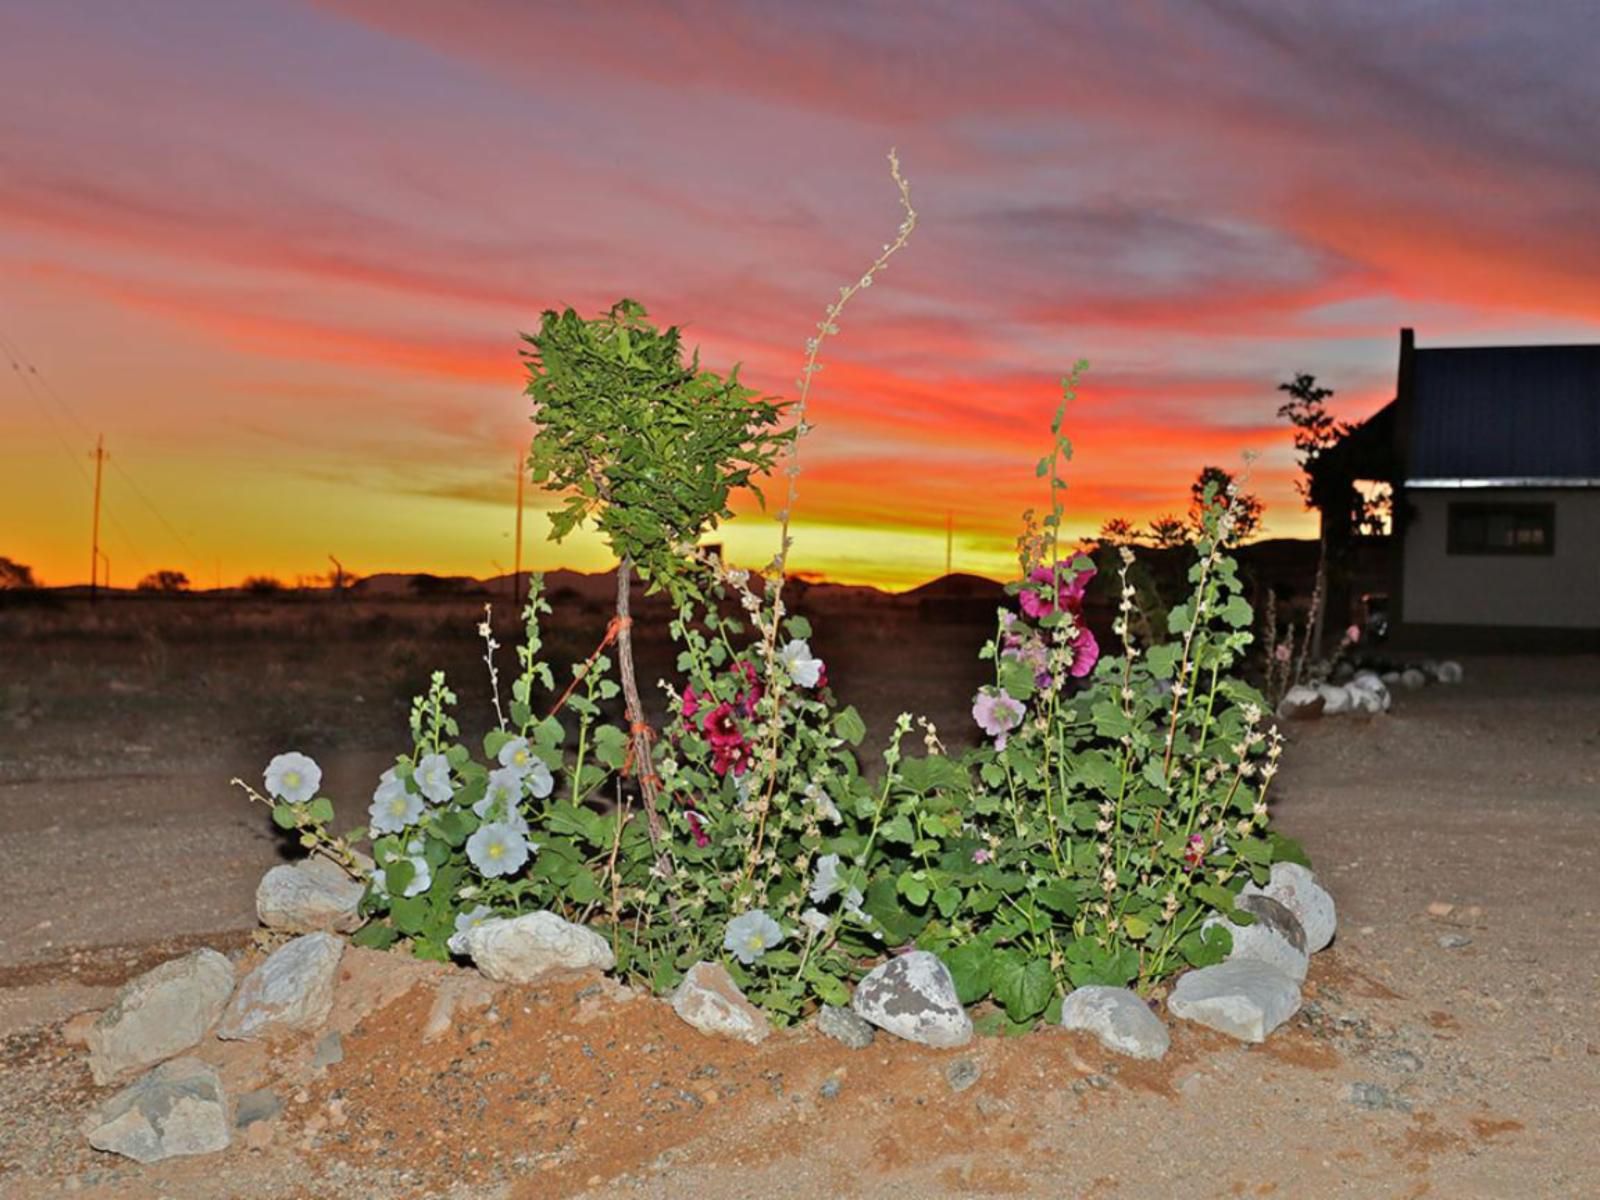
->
[
  {"left": 942, "top": 942, "right": 994, "bottom": 1005},
  {"left": 384, "top": 858, "right": 416, "bottom": 896},
  {"left": 1179, "top": 922, "right": 1232, "bottom": 967},
  {"left": 879, "top": 814, "right": 916, "bottom": 846},
  {"left": 784, "top": 615, "right": 813, "bottom": 640},
  {"left": 390, "top": 896, "right": 427, "bottom": 935},
  {"left": 1221, "top": 595, "right": 1253, "bottom": 628},
  {"left": 807, "top": 971, "right": 850, "bottom": 1008},
  {"left": 271, "top": 804, "right": 298, "bottom": 830},
  {"left": 833, "top": 706, "right": 866, "bottom": 747},
  {"left": 350, "top": 922, "right": 398, "bottom": 950},
  {"left": 483, "top": 729, "right": 515, "bottom": 761},
  {"left": 897, "top": 871, "right": 930, "bottom": 907},
  {"left": 933, "top": 886, "right": 962, "bottom": 919},
  {"left": 566, "top": 866, "right": 605, "bottom": 904},
  {"left": 306, "top": 797, "right": 335, "bottom": 825},
  {"left": 1267, "top": 831, "right": 1313, "bottom": 868},
  {"left": 592, "top": 724, "right": 629, "bottom": 770},
  {"left": 1121, "top": 914, "right": 1151, "bottom": 940},
  {"left": 991, "top": 954, "right": 1056, "bottom": 1022},
  {"left": 1233, "top": 835, "right": 1273, "bottom": 865}
]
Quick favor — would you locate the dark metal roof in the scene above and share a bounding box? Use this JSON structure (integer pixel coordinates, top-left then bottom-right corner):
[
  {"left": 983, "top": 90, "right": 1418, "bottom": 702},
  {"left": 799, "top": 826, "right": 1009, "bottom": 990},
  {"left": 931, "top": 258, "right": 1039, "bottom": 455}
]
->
[{"left": 1410, "top": 344, "right": 1600, "bottom": 480}]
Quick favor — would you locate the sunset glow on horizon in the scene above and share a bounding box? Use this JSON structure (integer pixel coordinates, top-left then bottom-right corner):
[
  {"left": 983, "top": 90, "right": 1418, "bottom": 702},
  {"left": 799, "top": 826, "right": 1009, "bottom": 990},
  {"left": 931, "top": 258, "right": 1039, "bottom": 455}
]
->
[{"left": 5, "top": 2, "right": 1598, "bottom": 592}]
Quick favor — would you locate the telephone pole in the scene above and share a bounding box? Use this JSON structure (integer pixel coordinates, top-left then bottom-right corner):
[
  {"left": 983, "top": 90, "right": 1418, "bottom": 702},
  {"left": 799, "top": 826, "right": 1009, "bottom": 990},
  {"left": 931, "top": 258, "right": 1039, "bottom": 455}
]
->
[
  {"left": 513, "top": 453, "right": 526, "bottom": 611},
  {"left": 89, "top": 434, "right": 107, "bottom": 600}
]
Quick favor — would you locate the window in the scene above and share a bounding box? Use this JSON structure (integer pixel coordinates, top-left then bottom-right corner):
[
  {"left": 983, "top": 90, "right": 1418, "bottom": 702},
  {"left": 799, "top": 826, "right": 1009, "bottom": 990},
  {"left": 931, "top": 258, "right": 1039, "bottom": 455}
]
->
[{"left": 1446, "top": 502, "right": 1555, "bottom": 556}]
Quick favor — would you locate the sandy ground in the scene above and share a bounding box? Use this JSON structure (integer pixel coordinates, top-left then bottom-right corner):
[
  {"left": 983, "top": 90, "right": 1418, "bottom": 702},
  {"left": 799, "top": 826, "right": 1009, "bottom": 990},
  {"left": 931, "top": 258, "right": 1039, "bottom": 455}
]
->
[{"left": 2, "top": 601, "right": 1598, "bottom": 1198}]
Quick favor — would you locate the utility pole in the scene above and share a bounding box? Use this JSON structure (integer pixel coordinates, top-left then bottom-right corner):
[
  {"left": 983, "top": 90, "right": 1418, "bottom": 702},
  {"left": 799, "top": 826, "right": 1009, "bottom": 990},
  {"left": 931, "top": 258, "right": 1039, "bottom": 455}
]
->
[
  {"left": 99, "top": 550, "right": 110, "bottom": 592},
  {"left": 513, "top": 452, "right": 526, "bottom": 611},
  {"left": 328, "top": 554, "right": 345, "bottom": 600},
  {"left": 89, "top": 434, "right": 106, "bottom": 600},
  {"left": 945, "top": 511, "right": 953, "bottom": 578}
]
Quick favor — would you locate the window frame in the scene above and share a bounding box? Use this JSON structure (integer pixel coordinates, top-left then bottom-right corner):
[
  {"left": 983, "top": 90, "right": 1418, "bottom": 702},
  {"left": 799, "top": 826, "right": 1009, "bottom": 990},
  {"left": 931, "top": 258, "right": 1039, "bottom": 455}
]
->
[{"left": 1445, "top": 501, "right": 1556, "bottom": 557}]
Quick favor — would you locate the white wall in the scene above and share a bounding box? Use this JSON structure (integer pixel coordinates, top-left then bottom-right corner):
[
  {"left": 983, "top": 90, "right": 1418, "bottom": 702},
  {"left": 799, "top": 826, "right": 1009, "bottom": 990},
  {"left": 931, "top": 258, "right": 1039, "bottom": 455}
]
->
[{"left": 1403, "top": 488, "right": 1600, "bottom": 628}]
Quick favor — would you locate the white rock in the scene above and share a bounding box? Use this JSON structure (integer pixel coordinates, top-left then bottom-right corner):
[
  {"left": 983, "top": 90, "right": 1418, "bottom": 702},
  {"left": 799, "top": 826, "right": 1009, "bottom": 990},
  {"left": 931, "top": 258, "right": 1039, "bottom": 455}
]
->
[
  {"left": 1210, "top": 894, "right": 1308, "bottom": 982},
  {"left": 1316, "top": 683, "right": 1352, "bottom": 715},
  {"left": 1059, "top": 986, "right": 1169, "bottom": 1060},
  {"left": 1400, "top": 668, "right": 1426, "bottom": 690},
  {"left": 1347, "top": 686, "right": 1384, "bottom": 715},
  {"left": 852, "top": 951, "right": 972, "bottom": 1048},
  {"left": 1168, "top": 960, "right": 1301, "bottom": 1043},
  {"left": 1380, "top": 670, "right": 1402, "bottom": 685},
  {"left": 1437, "top": 660, "right": 1464, "bottom": 684},
  {"left": 216, "top": 932, "right": 344, "bottom": 1040},
  {"left": 670, "top": 961, "right": 769, "bottom": 1044},
  {"left": 256, "top": 857, "right": 366, "bottom": 934},
  {"left": 86, "top": 949, "right": 235, "bottom": 1085},
  {"left": 1349, "top": 672, "right": 1391, "bottom": 711},
  {"left": 465, "top": 911, "right": 615, "bottom": 984},
  {"left": 1276, "top": 685, "right": 1324, "bottom": 721},
  {"left": 1251, "top": 861, "right": 1337, "bottom": 953},
  {"left": 85, "top": 1057, "right": 230, "bottom": 1163}
]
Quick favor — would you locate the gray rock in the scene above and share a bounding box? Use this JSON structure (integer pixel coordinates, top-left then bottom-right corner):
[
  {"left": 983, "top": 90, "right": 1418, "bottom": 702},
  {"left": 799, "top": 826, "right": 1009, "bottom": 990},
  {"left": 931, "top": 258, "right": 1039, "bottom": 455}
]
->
[
  {"left": 233, "top": 1088, "right": 282, "bottom": 1129},
  {"left": 670, "top": 962, "right": 770, "bottom": 1044},
  {"left": 1058, "top": 985, "right": 1170, "bottom": 1060},
  {"left": 945, "top": 1059, "right": 981, "bottom": 1092},
  {"left": 86, "top": 949, "right": 235, "bottom": 1085},
  {"left": 1437, "top": 660, "right": 1464, "bottom": 684},
  {"left": 1399, "top": 668, "right": 1427, "bottom": 690},
  {"left": 1246, "top": 862, "right": 1337, "bottom": 954},
  {"left": 815, "top": 1004, "right": 874, "bottom": 1049},
  {"left": 311, "top": 1031, "right": 343, "bottom": 1068},
  {"left": 852, "top": 951, "right": 972, "bottom": 1048},
  {"left": 216, "top": 932, "right": 344, "bottom": 1041},
  {"left": 85, "top": 1057, "right": 229, "bottom": 1163},
  {"left": 1349, "top": 1081, "right": 1412, "bottom": 1112},
  {"left": 464, "top": 911, "right": 614, "bottom": 984},
  {"left": 1438, "top": 933, "right": 1473, "bottom": 950},
  {"left": 818, "top": 1078, "right": 842, "bottom": 1100},
  {"left": 1211, "top": 894, "right": 1309, "bottom": 983},
  {"left": 256, "top": 857, "right": 366, "bottom": 934},
  {"left": 1167, "top": 960, "right": 1301, "bottom": 1043},
  {"left": 1316, "top": 683, "right": 1352, "bottom": 716}
]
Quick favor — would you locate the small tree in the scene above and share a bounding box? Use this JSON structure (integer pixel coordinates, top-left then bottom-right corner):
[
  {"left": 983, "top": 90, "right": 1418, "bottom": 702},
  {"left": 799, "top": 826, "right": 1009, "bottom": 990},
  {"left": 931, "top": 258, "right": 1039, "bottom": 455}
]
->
[
  {"left": 1189, "top": 465, "right": 1262, "bottom": 544},
  {"left": 1146, "top": 514, "right": 1189, "bottom": 549},
  {"left": 0, "top": 556, "right": 37, "bottom": 590},
  {"left": 242, "top": 575, "right": 284, "bottom": 596},
  {"left": 523, "top": 299, "right": 792, "bottom": 852},
  {"left": 1276, "top": 373, "right": 1353, "bottom": 656},
  {"left": 1096, "top": 516, "right": 1141, "bottom": 547},
  {"left": 138, "top": 569, "right": 190, "bottom": 593}
]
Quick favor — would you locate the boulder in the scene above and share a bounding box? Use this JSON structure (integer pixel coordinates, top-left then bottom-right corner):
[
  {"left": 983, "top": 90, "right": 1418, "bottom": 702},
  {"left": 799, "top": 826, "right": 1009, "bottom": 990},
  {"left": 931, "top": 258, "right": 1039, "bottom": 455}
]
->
[
  {"left": 1059, "top": 986, "right": 1169, "bottom": 1060},
  {"left": 852, "top": 951, "right": 972, "bottom": 1048},
  {"left": 256, "top": 857, "right": 366, "bottom": 934},
  {"left": 670, "top": 961, "right": 770, "bottom": 1044},
  {"left": 1316, "top": 683, "right": 1352, "bottom": 716},
  {"left": 1399, "top": 668, "right": 1426, "bottom": 690},
  {"left": 84, "top": 1057, "right": 230, "bottom": 1163},
  {"left": 1246, "top": 861, "right": 1337, "bottom": 953},
  {"left": 1349, "top": 672, "right": 1391, "bottom": 712},
  {"left": 1437, "top": 660, "right": 1464, "bottom": 684},
  {"left": 1210, "top": 894, "right": 1308, "bottom": 982},
  {"left": 1168, "top": 960, "right": 1301, "bottom": 1043},
  {"left": 815, "top": 1004, "right": 875, "bottom": 1050},
  {"left": 464, "top": 911, "right": 615, "bottom": 984},
  {"left": 86, "top": 949, "right": 235, "bottom": 1084},
  {"left": 1276, "top": 685, "right": 1324, "bottom": 721},
  {"left": 216, "top": 932, "right": 344, "bottom": 1040}
]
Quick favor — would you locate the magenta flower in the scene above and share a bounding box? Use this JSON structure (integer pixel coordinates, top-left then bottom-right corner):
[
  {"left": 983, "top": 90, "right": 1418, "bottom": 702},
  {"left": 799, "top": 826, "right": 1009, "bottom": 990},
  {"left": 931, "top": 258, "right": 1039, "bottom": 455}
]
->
[
  {"left": 681, "top": 685, "right": 701, "bottom": 720},
  {"left": 1018, "top": 561, "right": 1095, "bottom": 620},
  {"left": 1066, "top": 624, "right": 1100, "bottom": 678},
  {"left": 972, "top": 687, "right": 1026, "bottom": 749},
  {"left": 971, "top": 847, "right": 994, "bottom": 865}
]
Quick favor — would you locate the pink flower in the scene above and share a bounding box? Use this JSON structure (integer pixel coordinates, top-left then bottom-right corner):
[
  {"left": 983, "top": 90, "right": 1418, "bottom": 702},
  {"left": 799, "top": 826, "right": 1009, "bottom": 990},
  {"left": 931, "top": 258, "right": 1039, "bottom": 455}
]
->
[
  {"left": 1065, "top": 624, "right": 1099, "bottom": 678},
  {"left": 1274, "top": 642, "right": 1291, "bottom": 663},
  {"left": 971, "top": 847, "right": 993, "bottom": 865},
  {"left": 681, "top": 685, "right": 701, "bottom": 720},
  {"left": 703, "top": 702, "right": 742, "bottom": 747},
  {"left": 1019, "top": 561, "right": 1095, "bottom": 620},
  {"left": 685, "top": 810, "right": 710, "bottom": 848},
  {"left": 972, "top": 687, "right": 1026, "bottom": 749},
  {"left": 1183, "top": 834, "right": 1205, "bottom": 872},
  {"left": 1344, "top": 624, "right": 1362, "bottom": 645},
  {"left": 711, "top": 738, "right": 750, "bottom": 777}
]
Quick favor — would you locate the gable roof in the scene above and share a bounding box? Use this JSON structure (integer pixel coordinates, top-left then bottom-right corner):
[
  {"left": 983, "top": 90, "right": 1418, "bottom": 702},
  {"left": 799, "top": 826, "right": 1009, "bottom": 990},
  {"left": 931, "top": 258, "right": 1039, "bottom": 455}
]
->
[{"left": 1409, "top": 343, "right": 1600, "bottom": 481}]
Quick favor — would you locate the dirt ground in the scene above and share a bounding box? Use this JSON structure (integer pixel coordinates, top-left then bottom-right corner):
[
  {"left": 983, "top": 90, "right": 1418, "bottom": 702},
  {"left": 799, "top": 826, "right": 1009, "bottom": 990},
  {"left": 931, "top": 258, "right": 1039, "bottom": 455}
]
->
[{"left": 2, "top": 596, "right": 1598, "bottom": 1198}]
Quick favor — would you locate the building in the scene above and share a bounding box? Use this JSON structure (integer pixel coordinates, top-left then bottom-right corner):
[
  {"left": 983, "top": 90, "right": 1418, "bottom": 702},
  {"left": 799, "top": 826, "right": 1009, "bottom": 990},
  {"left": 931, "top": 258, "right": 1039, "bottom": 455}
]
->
[{"left": 1324, "top": 329, "right": 1600, "bottom": 650}]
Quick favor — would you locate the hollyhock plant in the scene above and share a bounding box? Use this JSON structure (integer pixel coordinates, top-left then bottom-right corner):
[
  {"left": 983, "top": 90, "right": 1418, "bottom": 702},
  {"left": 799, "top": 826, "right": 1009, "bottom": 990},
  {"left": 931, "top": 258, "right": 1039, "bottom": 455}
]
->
[
  {"left": 264, "top": 752, "right": 321, "bottom": 804},
  {"left": 1018, "top": 561, "right": 1095, "bottom": 620}
]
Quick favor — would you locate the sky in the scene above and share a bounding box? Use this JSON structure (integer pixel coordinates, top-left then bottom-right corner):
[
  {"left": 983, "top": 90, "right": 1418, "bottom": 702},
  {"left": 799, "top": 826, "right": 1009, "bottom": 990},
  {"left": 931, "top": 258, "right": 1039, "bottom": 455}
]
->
[{"left": 3, "top": 1, "right": 1598, "bottom": 591}]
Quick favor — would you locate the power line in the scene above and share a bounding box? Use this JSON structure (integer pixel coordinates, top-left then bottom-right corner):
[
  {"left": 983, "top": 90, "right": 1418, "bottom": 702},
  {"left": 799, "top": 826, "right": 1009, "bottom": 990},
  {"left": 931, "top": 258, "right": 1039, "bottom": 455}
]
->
[{"left": 0, "top": 327, "right": 196, "bottom": 575}]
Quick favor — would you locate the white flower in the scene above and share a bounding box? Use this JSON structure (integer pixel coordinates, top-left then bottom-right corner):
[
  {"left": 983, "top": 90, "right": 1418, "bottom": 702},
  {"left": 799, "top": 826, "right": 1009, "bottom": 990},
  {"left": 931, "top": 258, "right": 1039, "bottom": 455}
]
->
[
  {"left": 808, "top": 853, "right": 842, "bottom": 904},
  {"left": 466, "top": 822, "right": 531, "bottom": 877},
  {"left": 366, "top": 866, "right": 388, "bottom": 899},
  {"left": 723, "top": 909, "right": 785, "bottom": 965},
  {"left": 841, "top": 887, "right": 870, "bottom": 924},
  {"left": 778, "top": 639, "right": 824, "bottom": 688},
  {"left": 810, "top": 789, "right": 842, "bottom": 825},
  {"left": 401, "top": 855, "right": 431, "bottom": 898},
  {"left": 446, "top": 905, "right": 495, "bottom": 955},
  {"left": 497, "top": 737, "right": 535, "bottom": 772},
  {"left": 800, "top": 907, "right": 829, "bottom": 935},
  {"left": 474, "top": 766, "right": 524, "bottom": 822},
  {"left": 524, "top": 758, "right": 554, "bottom": 799},
  {"left": 413, "top": 753, "right": 454, "bottom": 805},
  {"left": 264, "top": 752, "right": 321, "bottom": 804},
  {"left": 369, "top": 771, "right": 423, "bottom": 835}
]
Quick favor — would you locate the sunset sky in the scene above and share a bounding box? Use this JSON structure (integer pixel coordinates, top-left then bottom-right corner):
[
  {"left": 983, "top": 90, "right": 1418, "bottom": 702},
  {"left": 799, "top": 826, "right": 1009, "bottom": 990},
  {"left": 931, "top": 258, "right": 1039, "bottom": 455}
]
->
[{"left": 4, "top": 2, "right": 1598, "bottom": 590}]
